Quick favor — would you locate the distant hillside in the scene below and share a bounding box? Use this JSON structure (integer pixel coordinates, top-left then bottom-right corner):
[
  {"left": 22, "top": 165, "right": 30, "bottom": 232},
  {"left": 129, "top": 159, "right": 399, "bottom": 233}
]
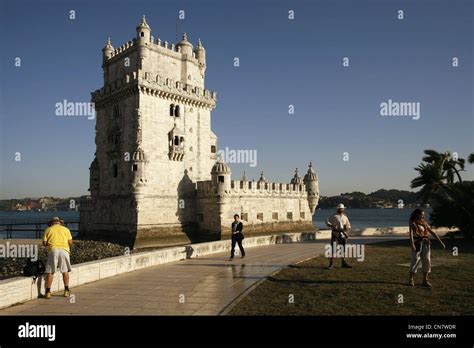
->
[
  {"left": 318, "top": 189, "right": 423, "bottom": 209},
  {"left": 0, "top": 196, "right": 85, "bottom": 211}
]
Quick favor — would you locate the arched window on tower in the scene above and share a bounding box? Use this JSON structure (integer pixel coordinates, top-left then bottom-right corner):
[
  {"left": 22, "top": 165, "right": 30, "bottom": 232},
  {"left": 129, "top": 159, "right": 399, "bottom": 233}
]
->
[{"left": 169, "top": 104, "right": 181, "bottom": 117}]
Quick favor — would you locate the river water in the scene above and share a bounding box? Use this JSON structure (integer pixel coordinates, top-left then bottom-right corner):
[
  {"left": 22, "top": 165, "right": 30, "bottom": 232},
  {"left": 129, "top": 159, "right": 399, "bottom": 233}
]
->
[
  {"left": 0, "top": 208, "right": 430, "bottom": 239},
  {"left": 313, "top": 208, "right": 431, "bottom": 230}
]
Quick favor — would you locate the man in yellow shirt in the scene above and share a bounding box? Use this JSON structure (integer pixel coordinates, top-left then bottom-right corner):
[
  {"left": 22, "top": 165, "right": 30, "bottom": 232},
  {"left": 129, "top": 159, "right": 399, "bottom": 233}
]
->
[{"left": 42, "top": 217, "right": 73, "bottom": 298}]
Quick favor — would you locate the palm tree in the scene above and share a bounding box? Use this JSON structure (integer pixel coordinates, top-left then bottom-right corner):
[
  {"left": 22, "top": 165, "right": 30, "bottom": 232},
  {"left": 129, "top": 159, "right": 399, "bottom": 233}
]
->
[
  {"left": 430, "top": 181, "right": 474, "bottom": 238},
  {"left": 412, "top": 150, "right": 474, "bottom": 237},
  {"left": 422, "top": 149, "right": 464, "bottom": 184},
  {"left": 411, "top": 161, "right": 449, "bottom": 202}
]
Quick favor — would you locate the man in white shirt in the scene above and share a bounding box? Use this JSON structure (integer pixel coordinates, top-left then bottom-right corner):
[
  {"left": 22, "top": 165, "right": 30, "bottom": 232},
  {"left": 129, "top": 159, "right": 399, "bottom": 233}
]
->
[{"left": 326, "top": 203, "right": 352, "bottom": 269}]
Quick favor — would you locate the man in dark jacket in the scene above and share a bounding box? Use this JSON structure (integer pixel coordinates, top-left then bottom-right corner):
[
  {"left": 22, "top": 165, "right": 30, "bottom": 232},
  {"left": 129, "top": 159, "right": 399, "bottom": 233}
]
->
[{"left": 229, "top": 214, "right": 246, "bottom": 261}]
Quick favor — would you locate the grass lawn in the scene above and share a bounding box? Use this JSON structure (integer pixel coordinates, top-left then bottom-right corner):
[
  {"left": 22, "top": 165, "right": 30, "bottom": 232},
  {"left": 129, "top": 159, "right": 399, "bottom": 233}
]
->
[{"left": 228, "top": 238, "right": 474, "bottom": 315}]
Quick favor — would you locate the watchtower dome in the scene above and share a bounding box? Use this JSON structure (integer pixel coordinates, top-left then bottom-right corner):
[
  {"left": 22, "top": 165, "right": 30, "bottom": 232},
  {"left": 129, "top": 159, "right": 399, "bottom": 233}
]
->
[
  {"left": 303, "top": 162, "right": 320, "bottom": 214},
  {"left": 136, "top": 15, "right": 151, "bottom": 43}
]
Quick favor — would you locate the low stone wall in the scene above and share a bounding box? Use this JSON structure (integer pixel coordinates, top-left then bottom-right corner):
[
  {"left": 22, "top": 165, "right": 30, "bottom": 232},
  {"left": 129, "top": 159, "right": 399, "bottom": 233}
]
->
[
  {"left": 186, "top": 231, "right": 317, "bottom": 258},
  {"left": 0, "top": 231, "right": 319, "bottom": 310},
  {"left": 221, "top": 221, "right": 316, "bottom": 240},
  {"left": 318, "top": 226, "right": 456, "bottom": 237},
  {"left": 352, "top": 226, "right": 455, "bottom": 237}
]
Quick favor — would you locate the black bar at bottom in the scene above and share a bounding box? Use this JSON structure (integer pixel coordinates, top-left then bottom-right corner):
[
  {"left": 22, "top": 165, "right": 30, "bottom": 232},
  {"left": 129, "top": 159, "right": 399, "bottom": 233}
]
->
[{"left": 0, "top": 315, "right": 472, "bottom": 346}]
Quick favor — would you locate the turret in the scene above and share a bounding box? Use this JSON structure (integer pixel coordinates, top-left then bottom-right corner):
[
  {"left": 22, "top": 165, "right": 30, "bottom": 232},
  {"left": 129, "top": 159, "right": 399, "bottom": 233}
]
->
[
  {"left": 258, "top": 171, "right": 267, "bottom": 183},
  {"left": 131, "top": 147, "right": 147, "bottom": 194},
  {"left": 303, "top": 162, "right": 320, "bottom": 214},
  {"left": 211, "top": 160, "right": 231, "bottom": 197},
  {"left": 290, "top": 168, "right": 302, "bottom": 184},
  {"left": 194, "top": 38, "right": 206, "bottom": 76},
  {"left": 177, "top": 32, "right": 194, "bottom": 57},
  {"left": 102, "top": 37, "right": 114, "bottom": 64},
  {"left": 136, "top": 15, "right": 151, "bottom": 68},
  {"left": 136, "top": 15, "right": 151, "bottom": 44}
]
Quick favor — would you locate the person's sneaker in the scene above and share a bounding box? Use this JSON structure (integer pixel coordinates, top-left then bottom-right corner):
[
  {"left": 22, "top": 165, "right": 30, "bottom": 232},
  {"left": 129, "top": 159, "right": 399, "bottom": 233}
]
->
[
  {"left": 44, "top": 291, "right": 52, "bottom": 299},
  {"left": 408, "top": 279, "right": 415, "bottom": 287},
  {"left": 327, "top": 263, "right": 333, "bottom": 270},
  {"left": 63, "top": 290, "right": 71, "bottom": 297},
  {"left": 342, "top": 262, "right": 353, "bottom": 268},
  {"left": 241, "top": 255, "right": 245, "bottom": 259},
  {"left": 228, "top": 257, "right": 233, "bottom": 261}
]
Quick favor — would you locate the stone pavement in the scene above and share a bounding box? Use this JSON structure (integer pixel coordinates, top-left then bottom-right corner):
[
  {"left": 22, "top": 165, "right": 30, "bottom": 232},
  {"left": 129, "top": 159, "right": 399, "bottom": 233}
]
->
[{"left": 0, "top": 237, "right": 400, "bottom": 316}]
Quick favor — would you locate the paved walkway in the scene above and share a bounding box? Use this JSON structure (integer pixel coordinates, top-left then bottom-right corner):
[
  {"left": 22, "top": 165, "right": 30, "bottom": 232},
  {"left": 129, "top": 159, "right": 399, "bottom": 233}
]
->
[{"left": 0, "top": 237, "right": 400, "bottom": 316}]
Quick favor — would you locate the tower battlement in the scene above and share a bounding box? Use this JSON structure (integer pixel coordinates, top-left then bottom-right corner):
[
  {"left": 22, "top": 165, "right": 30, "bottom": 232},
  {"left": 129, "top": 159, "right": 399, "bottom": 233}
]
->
[
  {"left": 91, "top": 70, "right": 217, "bottom": 109},
  {"left": 106, "top": 37, "right": 201, "bottom": 61},
  {"left": 101, "top": 15, "right": 207, "bottom": 90},
  {"left": 196, "top": 180, "right": 307, "bottom": 196},
  {"left": 231, "top": 181, "right": 307, "bottom": 194},
  {"left": 108, "top": 39, "right": 136, "bottom": 59}
]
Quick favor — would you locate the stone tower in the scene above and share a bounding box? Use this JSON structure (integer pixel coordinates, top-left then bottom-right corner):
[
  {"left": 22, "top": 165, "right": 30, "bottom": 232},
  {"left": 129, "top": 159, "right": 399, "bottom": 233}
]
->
[{"left": 80, "top": 16, "right": 218, "bottom": 248}]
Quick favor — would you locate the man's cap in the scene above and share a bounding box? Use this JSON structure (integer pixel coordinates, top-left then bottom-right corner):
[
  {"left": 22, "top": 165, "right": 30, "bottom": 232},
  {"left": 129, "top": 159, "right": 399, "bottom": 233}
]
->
[
  {"left": 51, "top": 217, "right": 61, "bottom": 222},
  {"left": 336, "top": 203, "right": 346, "bottom": 210}
]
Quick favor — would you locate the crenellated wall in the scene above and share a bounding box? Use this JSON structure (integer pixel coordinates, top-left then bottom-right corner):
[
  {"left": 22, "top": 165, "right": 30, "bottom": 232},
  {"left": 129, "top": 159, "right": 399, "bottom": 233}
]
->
[
  {"left": 196, "top": 178, "right": 314, "bottom": 240},
  {"left": 108, "top": 36, "right": 200, "bottom": 61},
  {"left": 91, "top": 70, "right": 216, "bottom": 108},
  {"left": 196, "top": 180, "right": 306, "bottom": 196},
  {"left": 230, "top": 180, "right": 306, "bottom": 194}
]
